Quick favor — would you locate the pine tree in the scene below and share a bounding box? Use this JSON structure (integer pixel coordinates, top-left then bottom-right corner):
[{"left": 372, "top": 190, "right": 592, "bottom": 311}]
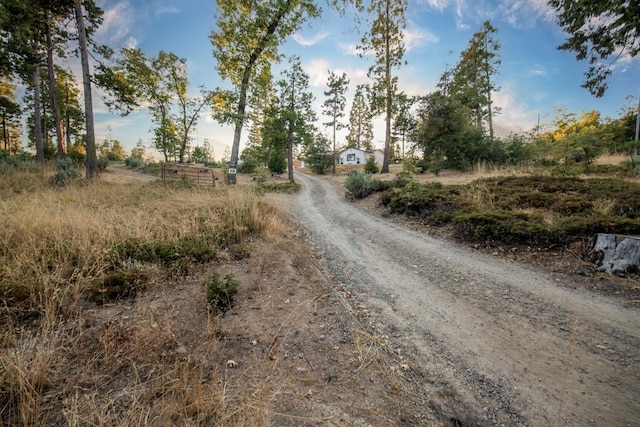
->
[
  {"left": 322, "top": 70, "right": 349, "bottom": 174},
  {"left": 346, "top": 84, "right": 374, "bottom": 150}
]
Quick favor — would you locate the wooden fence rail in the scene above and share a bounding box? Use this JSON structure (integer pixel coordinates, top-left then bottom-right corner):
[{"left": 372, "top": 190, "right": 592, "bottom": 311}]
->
[{"left": 160, "top": 163, "right": 218, "bottom": 187}]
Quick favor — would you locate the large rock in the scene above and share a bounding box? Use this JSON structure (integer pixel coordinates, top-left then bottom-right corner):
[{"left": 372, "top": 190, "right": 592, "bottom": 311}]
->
[{"left": 590, "top": 234, "right": 640, "bottom": 276}]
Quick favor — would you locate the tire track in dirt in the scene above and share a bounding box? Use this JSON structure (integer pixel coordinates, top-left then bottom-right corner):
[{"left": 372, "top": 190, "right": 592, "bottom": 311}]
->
[{"left": 291, "top": 172, "right": 640, "bottom": 426}]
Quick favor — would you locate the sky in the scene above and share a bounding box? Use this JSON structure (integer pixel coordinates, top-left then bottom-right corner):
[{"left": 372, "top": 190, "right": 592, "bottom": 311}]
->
[{"left": 89, "top": 0, "right": 640, "bottom": 161}]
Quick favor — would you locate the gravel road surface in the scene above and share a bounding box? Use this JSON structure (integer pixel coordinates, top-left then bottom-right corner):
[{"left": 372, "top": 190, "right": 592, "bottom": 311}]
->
[{"left": 290, "top": 172, "right": 640, "bottom": 426}]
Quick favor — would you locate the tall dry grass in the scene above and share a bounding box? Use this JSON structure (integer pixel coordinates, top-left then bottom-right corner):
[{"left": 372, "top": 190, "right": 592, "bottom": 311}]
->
[
  {"left": 0, "top": 173, "right": 285, "bottom": 426},
  {"left": 0, "top": 175, "right": 282, "bottom": 314}
]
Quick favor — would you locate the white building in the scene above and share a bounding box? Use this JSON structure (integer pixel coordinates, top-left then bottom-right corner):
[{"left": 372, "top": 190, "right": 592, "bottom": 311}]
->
[{"left": 338, "top": 147, "right": 384, "bottom": 165}]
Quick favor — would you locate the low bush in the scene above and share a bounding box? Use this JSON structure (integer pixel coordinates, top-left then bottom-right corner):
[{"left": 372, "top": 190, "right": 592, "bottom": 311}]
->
[
  {"left": 49, "top": 158, "right": 81, "bottom": 186},
  {"left": 375, "top": 175, "right": 640, "bottom": 248},
  {"left": 96, "top": 157, "right": 109, "bottom": 172},
  {"left": 204, "top": 271, "right": 238, "bottom": 312},
  {"left": 88, "top": 268, "right": 149, "bottom": 304},
  {"left": 112, "top": 237, "right": 216, "bottom": 274},
  {"left": 259, "top": 181, "right": 300, "bottom": 194},
  {"left": 344, "top": 171, "right": 380, "bottom": 200},
  {"left": 364, "top": 156, "right": 379, "bottom": 174},
  {"left": 125, "top": 156, "right": 143, "bottom": 168}
]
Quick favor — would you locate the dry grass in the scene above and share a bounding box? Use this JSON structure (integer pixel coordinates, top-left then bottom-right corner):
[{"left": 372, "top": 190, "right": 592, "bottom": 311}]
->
[
  {"left": 594, "top": 153, "right": 629, "bottom": 165},
  {"left": 0, "top": 172, "right": 286, "bottom": 426}
]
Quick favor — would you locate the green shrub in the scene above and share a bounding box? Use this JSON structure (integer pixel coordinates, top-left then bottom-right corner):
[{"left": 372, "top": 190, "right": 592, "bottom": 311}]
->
[
  {"left": 204, "top": 271, "right": 238, "bottom": 312},
  {"left": 364, "top": 156, "right": 379, "bottom": 174},
  {"left": 344, "top": 171, "right": 380, "bottom": 200},
  {"left": 96, "top": 157, "right": 109, "bottom": 172},
  {"left": 88, "top": 269, "right": 149, "bottom": 305},
  {"left": 124, "top": 156, "right": 143, "bottom": 168},
  {"left": 49, "top": 158, "right": 81, "bottom": 186},
  {"left": 259, "top": 181, "right": 300, "bottom": 193},
  {"left": 112, "top": 237, "right": 216, "bottom": 274}
]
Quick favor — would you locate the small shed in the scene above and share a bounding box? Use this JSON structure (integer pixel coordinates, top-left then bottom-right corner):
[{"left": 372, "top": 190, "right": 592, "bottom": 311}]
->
[{"left": 338, "top": 147, "right": 383, "bottom": 165}]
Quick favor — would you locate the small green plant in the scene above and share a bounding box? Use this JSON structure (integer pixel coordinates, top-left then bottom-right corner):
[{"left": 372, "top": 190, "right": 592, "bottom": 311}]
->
[
  {"left": 204, "top": 271, "right": 238, "bottom": 312},
  {"left": 49, "top": 158, "right": 81, "bottom": 186},
  {"left": 364, "top": 156, "right": 379, "bottom": 174}
]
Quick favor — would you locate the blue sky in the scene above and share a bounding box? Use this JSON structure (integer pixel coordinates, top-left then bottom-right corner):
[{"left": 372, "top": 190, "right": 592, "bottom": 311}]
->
[{"left": 92, "top": 0, "right": 639, "bottom": 160}]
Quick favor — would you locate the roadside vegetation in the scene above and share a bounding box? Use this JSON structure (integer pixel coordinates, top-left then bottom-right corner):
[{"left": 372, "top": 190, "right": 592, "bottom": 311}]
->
[{"left": 0, "top": 167, "right": 284, "bottom": 425}]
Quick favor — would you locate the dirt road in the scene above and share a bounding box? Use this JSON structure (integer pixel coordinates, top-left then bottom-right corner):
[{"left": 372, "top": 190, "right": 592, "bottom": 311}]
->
[{"left": 290, "top": 172, "right": 640, "bottom": 426}]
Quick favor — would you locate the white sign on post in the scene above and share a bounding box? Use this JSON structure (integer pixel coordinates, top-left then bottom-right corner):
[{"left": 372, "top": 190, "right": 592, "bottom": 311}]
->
[{"left": 228, "top": 168, "right": 237, "bottom": 174}]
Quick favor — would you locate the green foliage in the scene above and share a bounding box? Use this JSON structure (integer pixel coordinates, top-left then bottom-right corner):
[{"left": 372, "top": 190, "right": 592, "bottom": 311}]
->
[
  {"left": 238, "top": 146, "right": 264, "bottom": 173},
  {"left": 267, "top": 144, "right": 286, "bottom": 174},
  {"left": 549, "top": 0, "right": 639, "bottom": 97},
  {"left": 96, "top": 157, "right": 109, "bottom": 172},
  {"left": 49, "top": 158, "right": 81, "bottom": 187},
  {"left": 346, "top": 84, "right": 374, "bottom": 150},
  {"left": 259, "top": 181, "right": 300, "bottom": 194},
  {"left": 204, "top": 271, "right": 238, "bottom": 312},
  {"left": 501, "top": 133, "right": 533, "bottom": 164},
  {"left": 210, "top": 0, "right": 321, "bottom": 173},
  {"left": 378, "top": 176, "right": 640, "bottom": 248},
  {"left": 112, "top": 237, "right": 216, "bottom": 274},
  {"left": 322, "top": 70, "right": 349, "bottom": 173},
  {"left": 0, "top": 150, "right": 40, "bottom": 173},
  {"left": 344, "top": 171, "right": 381, "bottom": 200},
  {"left": 88, "top": 269, "right": 149, "bottom": 305},
  {"left": 401, "top": 157, "right": 423, "bottom": 174},
  {"left": 304, "top": 134, "right": 333, "bottom": 175},
  {"left": 364, "top": 155, "right": 379, "bottom": 174},
  {"left": 124, "top": 156, "right": 143, "bottom": 168}
]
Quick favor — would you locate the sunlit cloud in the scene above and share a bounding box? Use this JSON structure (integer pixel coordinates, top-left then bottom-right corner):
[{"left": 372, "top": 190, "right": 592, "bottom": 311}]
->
[
  {"left": 421, "top": 0, "right": 556, "bottom": 29},
  {"left": 95, "top": 1, "right": 135, "bottom": 45},
  {"left": 404, "top": 21, "right": 439, "bottom": 52},
  {"left": 492, "top": 81, "right": 538, "bottom": 136},
  {"left": 292, "top": 32, "right": 330, "bottom": 47}
]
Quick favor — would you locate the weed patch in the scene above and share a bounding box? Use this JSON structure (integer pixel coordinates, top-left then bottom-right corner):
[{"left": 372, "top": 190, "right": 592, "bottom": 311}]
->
[
  {"left": 204, "top": 271, "right": 238, "bottom": 312},
  {"left": 259, "top": 181, "right": 300, "bottom": 193}
]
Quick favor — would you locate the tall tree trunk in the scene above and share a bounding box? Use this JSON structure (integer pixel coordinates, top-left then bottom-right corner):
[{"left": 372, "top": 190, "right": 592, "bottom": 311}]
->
[
  {"left": 485, "top": 34, "right": 494, "bottom": 140},
  {"left": 332, "top": 120, "right": 336, "bottom": 175},
  {"left": 75, "top": 0, "right": 97, "bottom": 178},
  {"left": 381, "top": 1, "right": 391, "bottom": 174},
  {"left": 33, "top": 62, "right": 45, "bottom": 163},
  {"left": 228, "top": 70, "right": 250, "bottom": 184},
  {"left": 45, "top": 14, "right": 65, "bottom": 159},
  {"left": 2, "top": 111, "right": 7, "bottom": 152},
  {"left": 287, "top": 126, "right": 295, "bottom": 183}
]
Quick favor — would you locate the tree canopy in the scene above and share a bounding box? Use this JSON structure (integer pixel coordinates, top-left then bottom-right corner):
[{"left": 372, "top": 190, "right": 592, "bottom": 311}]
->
[{"left": 549, "top": 0, "right": 640, "bottom": 97}]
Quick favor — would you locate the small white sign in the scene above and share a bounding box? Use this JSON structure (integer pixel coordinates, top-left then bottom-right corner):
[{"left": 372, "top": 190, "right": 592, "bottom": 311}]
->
[{"left": 228, "top": 168, "right": 237, "bottom": 174}]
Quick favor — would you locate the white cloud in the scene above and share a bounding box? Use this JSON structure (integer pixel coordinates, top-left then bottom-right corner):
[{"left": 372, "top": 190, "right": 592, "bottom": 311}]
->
[
  {"left": 421, "top": 0, "right": 556, "bottom": 30},
  {"left": 491, "top": 81, "right": 538, "bottom": 136},
  {"left": 527, "top": 64, "right": 548, "bottom": 77},
  {"left": 95, "top": 1, "right": 135, "bottom": 46},
  {"left": 152, "top": 5, "right": 180, "bottom": 16},
  {"left": 338, "top": 42, "right": 363, "bottom": 56},
  {"left": 404, "top": 21, "right": 439, "bottom": 52},
  {"left": 292, "top": 32, "right": 330, "bottom": 47}
]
